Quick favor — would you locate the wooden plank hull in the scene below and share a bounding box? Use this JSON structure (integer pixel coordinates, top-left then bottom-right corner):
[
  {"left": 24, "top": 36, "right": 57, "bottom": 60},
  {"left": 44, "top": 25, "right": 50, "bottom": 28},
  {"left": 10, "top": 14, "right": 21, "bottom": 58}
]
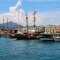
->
[{"left": 9, "top": 33, "right": 40, "bottom": 39}]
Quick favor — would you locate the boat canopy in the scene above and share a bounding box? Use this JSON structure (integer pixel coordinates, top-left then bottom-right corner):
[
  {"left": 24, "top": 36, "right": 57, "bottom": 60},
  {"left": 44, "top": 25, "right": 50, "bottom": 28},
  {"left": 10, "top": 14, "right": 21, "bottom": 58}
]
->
[
  {"left": 17, "top": 30, "right": 24, "bottom": 35},
  {"left": 28, "top": 30, "right": 35, "bottom": 33}
]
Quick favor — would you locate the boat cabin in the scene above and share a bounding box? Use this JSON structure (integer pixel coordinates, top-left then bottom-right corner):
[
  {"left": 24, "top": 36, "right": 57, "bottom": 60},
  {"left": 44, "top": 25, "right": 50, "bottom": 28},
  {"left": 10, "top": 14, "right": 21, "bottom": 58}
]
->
[{"left": 41, "top": 34, "right": 53, "bottom": 38}]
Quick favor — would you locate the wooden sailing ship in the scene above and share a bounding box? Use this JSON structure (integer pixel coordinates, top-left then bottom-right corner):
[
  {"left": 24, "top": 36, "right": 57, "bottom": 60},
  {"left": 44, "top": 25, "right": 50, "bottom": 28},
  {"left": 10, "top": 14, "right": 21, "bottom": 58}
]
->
[{"left": 9, "top": 11, "right": 40, "bottom": 39}]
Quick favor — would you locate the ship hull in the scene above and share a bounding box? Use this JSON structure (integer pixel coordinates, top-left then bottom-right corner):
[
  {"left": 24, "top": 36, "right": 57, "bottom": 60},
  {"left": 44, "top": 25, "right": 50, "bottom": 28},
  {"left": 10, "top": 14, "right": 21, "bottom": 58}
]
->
[
  {"left": 9, "top": 33, "right": 40, "bottom": 40},
  {"left": 54, "top": 38, "right": 60, "bottom": 41},
  {"left": 16, "top": 34, "right": 40, "bottom": 40}
]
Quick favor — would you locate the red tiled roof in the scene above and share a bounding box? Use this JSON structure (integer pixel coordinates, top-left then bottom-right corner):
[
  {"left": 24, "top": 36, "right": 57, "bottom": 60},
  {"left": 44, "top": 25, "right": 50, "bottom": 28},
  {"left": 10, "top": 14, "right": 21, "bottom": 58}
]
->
[{"left": 54, "top": 26, "right": 60, "bottom": 30}]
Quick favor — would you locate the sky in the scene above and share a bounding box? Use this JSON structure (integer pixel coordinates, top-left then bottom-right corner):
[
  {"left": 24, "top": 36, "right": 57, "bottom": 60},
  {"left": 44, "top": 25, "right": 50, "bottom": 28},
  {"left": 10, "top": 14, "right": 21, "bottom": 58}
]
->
[{"left": 0, "top": 0, "right": 60, "bottom": 26}]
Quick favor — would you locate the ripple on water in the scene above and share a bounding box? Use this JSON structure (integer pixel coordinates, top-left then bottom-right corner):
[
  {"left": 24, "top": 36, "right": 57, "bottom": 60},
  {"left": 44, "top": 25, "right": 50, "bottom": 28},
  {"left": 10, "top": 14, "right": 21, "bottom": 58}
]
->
[{"left": 0, "top": 37, "right": 60, "bottom": 60}]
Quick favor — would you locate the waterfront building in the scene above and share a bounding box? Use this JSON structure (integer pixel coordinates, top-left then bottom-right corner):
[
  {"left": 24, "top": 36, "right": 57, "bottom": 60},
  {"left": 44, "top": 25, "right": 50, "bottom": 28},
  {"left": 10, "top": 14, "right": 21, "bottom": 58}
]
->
[
  {"left": 54, "top": 26, "right": 60, "bottom": 34},
  {"left": 44, "top": 25, "right": 60, "bottom": 34},
  {"left": 44, "top": 25, "right": 56, "bottom": 34}
]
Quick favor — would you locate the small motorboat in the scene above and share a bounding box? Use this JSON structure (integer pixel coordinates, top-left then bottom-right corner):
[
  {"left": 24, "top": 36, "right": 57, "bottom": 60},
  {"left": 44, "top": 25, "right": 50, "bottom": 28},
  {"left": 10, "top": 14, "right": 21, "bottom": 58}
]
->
[
  {"left": 40, "top": 34, "right": 54, "bottom": 41},
  {"left": 54, "top": 36, "right": 60, "bottom": 41}
]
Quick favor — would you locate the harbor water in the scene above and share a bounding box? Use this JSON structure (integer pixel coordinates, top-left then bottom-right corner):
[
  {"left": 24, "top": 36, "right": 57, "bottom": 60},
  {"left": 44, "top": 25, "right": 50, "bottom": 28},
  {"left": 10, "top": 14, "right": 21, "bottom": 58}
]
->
[{"left": 0, "top": 37, "right": 60, "bottom": 60}]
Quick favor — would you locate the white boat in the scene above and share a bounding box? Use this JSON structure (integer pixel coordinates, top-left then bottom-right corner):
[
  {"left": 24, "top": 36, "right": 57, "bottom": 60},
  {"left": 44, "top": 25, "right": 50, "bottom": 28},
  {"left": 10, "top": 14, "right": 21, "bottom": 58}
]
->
[
  {"left": 40, "top": 38, "right": 54, "bottom": 41},
  {"left": 40, "top": 34, "right": 54, "bottom": 41},
  {"left": 54, "top": 36, "right": 60, "bottom": 41}
]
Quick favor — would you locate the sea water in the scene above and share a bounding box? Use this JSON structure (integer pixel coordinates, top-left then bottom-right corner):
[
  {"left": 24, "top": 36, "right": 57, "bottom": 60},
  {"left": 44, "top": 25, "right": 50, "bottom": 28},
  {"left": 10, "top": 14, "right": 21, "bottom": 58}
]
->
[{"left": 0, "top": 37, "right": 60, "bottom": 60}]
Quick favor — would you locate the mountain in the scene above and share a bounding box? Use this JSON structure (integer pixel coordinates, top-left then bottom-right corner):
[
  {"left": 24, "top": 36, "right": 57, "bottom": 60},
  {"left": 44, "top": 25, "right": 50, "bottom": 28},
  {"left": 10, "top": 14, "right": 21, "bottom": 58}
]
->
[{"left": 0, "top": 21, "right": 23, "bottom": 29}]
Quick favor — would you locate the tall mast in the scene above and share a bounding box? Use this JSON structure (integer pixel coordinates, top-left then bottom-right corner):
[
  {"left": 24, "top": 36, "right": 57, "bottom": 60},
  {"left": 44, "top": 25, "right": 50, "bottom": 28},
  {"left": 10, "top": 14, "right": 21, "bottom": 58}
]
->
[
  {"left": 17, "top": 1, "right": 21, "bottom": 30},
  {"left": 33, "top": 11, "right": 36, "bottom": 29},
  {"left": 3, "top": 17, "right": 4, "bottom": 29},
  {"left": 7, "top": 18, "right": 8, "bottom": 30},
  {"left": 26, "top": 13, "right": 28, "bottom": 33},
  {"left": 17, "top": 0, "right": 22, "bottom": 30},
  {"left": 18, "top": 9, "right": 20, "bottom": 30},
  {"left": 10, "top": 19, "right": 11, "bottom": 29}
]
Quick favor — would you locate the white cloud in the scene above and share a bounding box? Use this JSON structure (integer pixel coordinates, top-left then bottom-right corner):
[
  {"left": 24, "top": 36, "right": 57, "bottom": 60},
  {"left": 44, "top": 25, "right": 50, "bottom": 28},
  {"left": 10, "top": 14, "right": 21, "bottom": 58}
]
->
[
  {"left": 38, "top": 11, "right": 60, "bottom": 25},
  {"left": 0, "top": 0, "right": 60, "bottom": 26},
  {"left": 9, "top": 0, "right": 22, "bottom": 12},
  {"left": 24, "top": 11, "right": 60, "bottom": 25},
  {"left": 0, "top": 0, "right": 25, "bottom": 25},
  {"left": 0, "top": 11, "right": 60, "bottom": 26}
]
